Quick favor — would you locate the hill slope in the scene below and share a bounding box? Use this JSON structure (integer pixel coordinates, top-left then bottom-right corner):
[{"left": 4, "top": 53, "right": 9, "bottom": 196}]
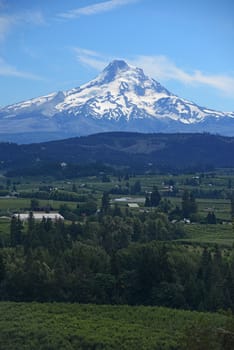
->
[{"left": 1, "top": 132, "right": 234, "bottom": 174}]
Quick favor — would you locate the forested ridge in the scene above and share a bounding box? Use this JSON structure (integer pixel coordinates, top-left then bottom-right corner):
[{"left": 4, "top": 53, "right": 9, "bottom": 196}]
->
[{"left": 1, "top": 132, "right": 234, "bottom": 175}]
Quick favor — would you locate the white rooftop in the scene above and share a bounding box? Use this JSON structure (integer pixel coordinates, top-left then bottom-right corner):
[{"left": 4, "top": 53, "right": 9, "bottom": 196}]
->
[{"left": 13, "top": 212, "right": 64, "bottom": 221}]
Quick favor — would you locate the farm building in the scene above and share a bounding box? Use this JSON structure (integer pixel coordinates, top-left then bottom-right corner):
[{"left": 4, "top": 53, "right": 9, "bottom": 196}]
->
[
  {"left": 12, "top": 212, "right": 64, "bottom": 222},
  {"left": 127, "top": 203, "right": 139, "bottom": 208}
]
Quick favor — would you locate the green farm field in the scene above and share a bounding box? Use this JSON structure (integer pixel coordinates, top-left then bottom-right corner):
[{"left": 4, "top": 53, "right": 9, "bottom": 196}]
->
[
  {"left": 181, "top": 224, "right": 234, "bottom": 247},
  {"left": 0, "top": 302, "right": 231, "bottom": 350},
  {"left": 0, "top": 197, "right": 77, "bottom": 212}
]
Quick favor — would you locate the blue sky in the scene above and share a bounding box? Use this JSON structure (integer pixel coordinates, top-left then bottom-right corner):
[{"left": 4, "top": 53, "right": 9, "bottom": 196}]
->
[{"left": 0, "top": 0, "right": 233, "bottom": 111}]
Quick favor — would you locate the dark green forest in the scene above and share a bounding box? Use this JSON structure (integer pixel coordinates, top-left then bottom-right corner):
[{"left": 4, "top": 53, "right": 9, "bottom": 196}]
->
[
  {"left": 1, "top": 132, "right": 234, "bottom": 176},
  {"left": 1, "top": 202, "right": 234, "bottom": 313}
]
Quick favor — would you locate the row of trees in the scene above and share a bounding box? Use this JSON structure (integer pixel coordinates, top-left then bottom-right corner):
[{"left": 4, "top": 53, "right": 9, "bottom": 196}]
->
[
  {"left": 9, "top": 210, "right": 184, "bottom": 251},
  {"left": 0, "top": 207, "right": 233, "bottom": 312},
  {"left": 1, "top": 237, "right": 234, "bottom": 311}
]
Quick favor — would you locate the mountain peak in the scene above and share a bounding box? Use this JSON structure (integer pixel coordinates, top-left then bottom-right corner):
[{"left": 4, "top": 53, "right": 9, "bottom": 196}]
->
[
  {"left": 100, "top": 59, "right": 130, "bottom": 83},
  {"left": 105, "top": 59, "right": 129, "bottom": 72},
  {"left": 1, "top": 59, "right": 234, "bottom": 143}
]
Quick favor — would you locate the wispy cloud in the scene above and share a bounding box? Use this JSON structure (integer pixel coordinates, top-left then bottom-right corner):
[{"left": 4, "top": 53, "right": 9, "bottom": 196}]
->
[
  {"left": 59, "top": 0, "right": 139, "bottom": 19},
  {"left": 0, "top": 57, "right": 43, "bottom": 80},
  {"left": 0, "top": 10, "right": 45, "bottom": 42},
  {"left": 0, "top": 14, "right": 14, "bottom": 41},
  {"left": 74, "top": 48, "right": 108, "bottom": 70},
  {"left": 130, "top": 55, "right": 234, "bottom": 96},
  {"left": 74, "top": 48, "right": 234, "bottom": 96},
  {"left": 23, "top": 11, "right": 45, "bottom": 26}
]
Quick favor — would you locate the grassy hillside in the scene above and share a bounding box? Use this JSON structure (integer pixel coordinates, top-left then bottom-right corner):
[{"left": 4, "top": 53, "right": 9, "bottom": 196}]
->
[{"left": 0, "top": 302, "right": 231, "bottom": 350}]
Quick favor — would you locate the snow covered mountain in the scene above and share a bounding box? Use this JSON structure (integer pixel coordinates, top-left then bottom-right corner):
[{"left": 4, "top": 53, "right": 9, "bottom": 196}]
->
[{"left": 0, "top": 60, "right": 234, "bottom": 143}]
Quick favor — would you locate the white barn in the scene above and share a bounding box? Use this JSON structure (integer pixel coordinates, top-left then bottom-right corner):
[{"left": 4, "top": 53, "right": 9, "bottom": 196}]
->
[{"left": 13, "top": 212, "right": 64, "bottom": 222}]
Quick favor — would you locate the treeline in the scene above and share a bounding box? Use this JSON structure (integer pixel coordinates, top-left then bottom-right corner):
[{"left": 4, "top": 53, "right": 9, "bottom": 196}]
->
[
  {"left": 20, "top": 189, "right": 88, "bottom": 202},
  {"left": 6, "top": 161, "right": 114, "bottom": 179},
  {"left": 0, "top": 208, "right": 234, "bottom": 312}
]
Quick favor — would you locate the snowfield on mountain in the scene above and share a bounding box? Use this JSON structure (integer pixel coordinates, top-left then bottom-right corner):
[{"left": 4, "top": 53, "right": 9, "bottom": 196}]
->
[{"left": 0, "top": 60, "right": 234, "bottom": 143}]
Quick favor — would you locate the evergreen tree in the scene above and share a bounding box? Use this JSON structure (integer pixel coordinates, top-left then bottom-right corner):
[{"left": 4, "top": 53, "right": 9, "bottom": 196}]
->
[
  {"left": 27, "top": 211, "right": 35, "bottom": 233},
  {"left": 197, "top": 247, "right": 212, "bottom": 309},
  {"left": 182, "top": 190, "right": 197, "bottom": 218},
  {"left": 208, "top": 245, "right": 225, "bottom": 310},
  {"left": 0, "top": 252, "right": 5, "bottom": 283},
  {"left": 30, "top": 198, "right": 39, "bottom": 211},
  {"left": 230, "top": 192, "right": 234, "bottom": 218},
  {"left": 169, "top": 205, "right": 182, "bottom": 221},
  {"left": 132, "top": 217, "right": 144, "bottom": 242},
  {"left": 10, "top": 215, "right": 23, "bottom": 246},
  {"left": 144, "top": 194, "right": 151, "bottom": 207},
  {"left": 182, "top": 190, "right": 190, "bottom": 218},
  {"left": 206, "top": 211, "right": 216, "bottom": 224},
  {"left": 101, "top": 192, "right": 110, "bottom": 213},
  {"left": 112, "top": 204, "right": 122, "bottom": 217},
  {"left": 150, "top": 186, "right": 161, "bottom": 207},
  {"left": 189, "top": 192, "right": 197, "bottom": 214},
  {"left": 130, "top": 180, "right": 141, "bottom": 195},
  {"left": 224, "top": 265, "right": 234, "bottom": 310}
]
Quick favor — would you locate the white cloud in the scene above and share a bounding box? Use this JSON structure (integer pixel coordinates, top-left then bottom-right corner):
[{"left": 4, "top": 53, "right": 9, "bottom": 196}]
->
[
  {"left": 74, "top": 48, "right": 234, "bottom": 96},
  {"left": 130, "top": 55, "right": 234, "bottom": 96},
  {"left": 0, "top": 10, "right": 45, "bottom": 42},
  {"left": 0, "top": 57, "right": 43, "bottom": 80},
  {"left": 77, "top": 55, "right": 108, "bottom": 71},
  {"left": 73, "top": 47, "right": 108, "bottom": 69},
  {"left": 59, "top": 0, "right": 139, "bottom": 19},
  {"left": 0, "top": 8, "right": 45, "bottom": 79},
  {"left": 74, "top": 47, "right": 104, "bottom": 58},
  {"left": 74, "top": 47, "right": 108, "bottom": 70}
]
